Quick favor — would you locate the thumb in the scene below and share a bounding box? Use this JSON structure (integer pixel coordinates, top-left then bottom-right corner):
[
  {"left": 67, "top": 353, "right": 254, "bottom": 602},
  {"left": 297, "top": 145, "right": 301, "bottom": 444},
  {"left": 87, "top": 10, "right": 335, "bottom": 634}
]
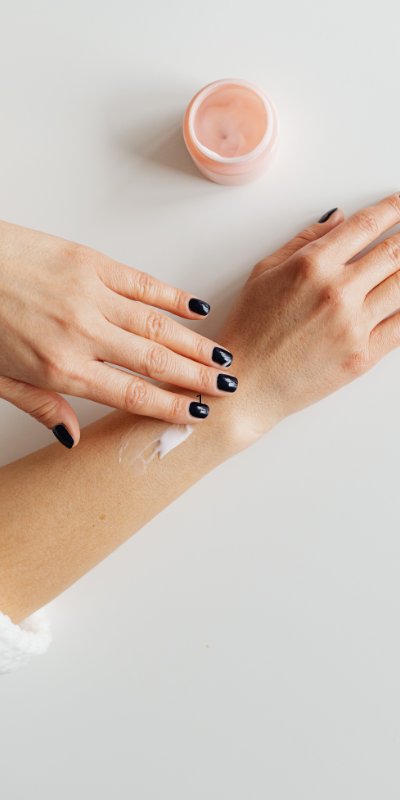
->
[
  {"left": 253, "top": 207, "right": 344, "bottom": 277},
  {"left": 0, "top": 376, "right": 80, "bottom": 449}
]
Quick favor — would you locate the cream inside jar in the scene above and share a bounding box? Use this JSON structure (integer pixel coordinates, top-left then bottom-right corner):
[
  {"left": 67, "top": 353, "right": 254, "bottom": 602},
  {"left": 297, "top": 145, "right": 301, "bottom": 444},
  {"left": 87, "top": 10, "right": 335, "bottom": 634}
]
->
[
  {"left": 193, "top": 84, "right": 268, "bottom": 159},
  {"left": 183, "top": 79, "right": 279, "bottom": 185}
]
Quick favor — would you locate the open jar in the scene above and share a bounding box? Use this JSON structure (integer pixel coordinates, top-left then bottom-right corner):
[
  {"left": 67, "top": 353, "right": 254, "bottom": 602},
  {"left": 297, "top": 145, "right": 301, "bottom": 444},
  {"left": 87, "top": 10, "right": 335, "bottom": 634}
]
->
[{"left": 183, "top": 78, "right": 280, "bottom": 186}]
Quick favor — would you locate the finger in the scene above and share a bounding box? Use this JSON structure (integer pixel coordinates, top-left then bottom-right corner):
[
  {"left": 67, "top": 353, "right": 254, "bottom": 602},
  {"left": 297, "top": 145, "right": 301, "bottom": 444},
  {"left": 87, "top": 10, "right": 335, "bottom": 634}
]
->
[
  {"left": 350, "top": 232, "right": 400, "bottom": 296},
  {"left": 84, "top": 363, "right": 210, "bottom": 424},
  {"left": 0, "top": 376, "right": 80, "bottom": 448},
  {"left": 95, "top": 259, "right": 211, "bottom": 319},
  {"left": 320, "top": 192, "right": 400, "bottom": 263},
  {"left": 101, "top": 294, "right": 233, "bottom": 368},
  {"left": 98, "top": 325, "right": 238, "bottom": 397},
  {"left": 365, "top": 268, "right": 400, "bottom": 325},
  {"left": 369, "top": 311, "right": 400, "bottom": 361},
  {"left": 252, "top": 207, "right": 344, "bottom": 276}
]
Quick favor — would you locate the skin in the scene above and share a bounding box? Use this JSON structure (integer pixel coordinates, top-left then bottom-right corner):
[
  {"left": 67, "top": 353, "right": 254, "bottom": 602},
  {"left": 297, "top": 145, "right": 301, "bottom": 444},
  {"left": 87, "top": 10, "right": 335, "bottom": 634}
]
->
[
  {"left": 2, "top": 193, "right": 400, "bottom": 624},
  {"left": 0, "top": 221, "right": 237, "bottom": 443}
]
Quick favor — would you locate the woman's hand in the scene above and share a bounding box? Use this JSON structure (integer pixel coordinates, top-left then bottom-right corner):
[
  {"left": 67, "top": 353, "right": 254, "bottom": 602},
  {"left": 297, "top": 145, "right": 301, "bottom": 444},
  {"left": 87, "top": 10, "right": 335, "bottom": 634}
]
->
[
  {"left": 218, "top": 193, "right": 400, "bottom": 450},
  {"left": 5, "top": 193, "right": 400, "bottom": 625},
  {"left": 0, "top": 221, "right": 237, "bottom": 447}
]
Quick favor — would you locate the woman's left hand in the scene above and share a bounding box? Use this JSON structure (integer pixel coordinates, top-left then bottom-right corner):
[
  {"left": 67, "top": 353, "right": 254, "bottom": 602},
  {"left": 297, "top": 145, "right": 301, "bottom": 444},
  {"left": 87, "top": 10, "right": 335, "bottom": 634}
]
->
[{"left": 217, "top": 193, "right": 400, "bottom": 450}]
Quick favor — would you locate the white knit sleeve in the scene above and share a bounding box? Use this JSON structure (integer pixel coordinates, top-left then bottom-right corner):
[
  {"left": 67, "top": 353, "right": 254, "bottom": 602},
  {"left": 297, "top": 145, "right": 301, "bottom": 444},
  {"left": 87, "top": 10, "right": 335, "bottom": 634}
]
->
[{"left": 0, "top": 609, "right": 51, "bottom": 674}]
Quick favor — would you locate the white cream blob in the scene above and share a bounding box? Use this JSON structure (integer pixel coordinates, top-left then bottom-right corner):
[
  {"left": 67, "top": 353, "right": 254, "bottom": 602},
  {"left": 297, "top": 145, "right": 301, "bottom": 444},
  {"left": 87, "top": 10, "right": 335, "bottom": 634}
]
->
[
  {"left": 119, "top": 423, "right": 193, "bottom": 475},
  {"left": 156, "top": 424, "right": 193, "bottom": 458}
]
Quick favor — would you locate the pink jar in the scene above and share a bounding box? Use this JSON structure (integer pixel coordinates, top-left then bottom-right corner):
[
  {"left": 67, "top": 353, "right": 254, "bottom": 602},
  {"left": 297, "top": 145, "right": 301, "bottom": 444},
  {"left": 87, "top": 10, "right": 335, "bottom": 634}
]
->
[{"left": 183, "top": 79, "right": 280, "bottom": 186}]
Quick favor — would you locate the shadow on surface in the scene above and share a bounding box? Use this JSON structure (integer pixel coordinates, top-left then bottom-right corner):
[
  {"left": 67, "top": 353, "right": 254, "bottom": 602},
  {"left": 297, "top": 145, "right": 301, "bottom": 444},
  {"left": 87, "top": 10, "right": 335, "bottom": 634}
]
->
[{"left": 114, "top": 115, "right": 208, "bottom": 181}]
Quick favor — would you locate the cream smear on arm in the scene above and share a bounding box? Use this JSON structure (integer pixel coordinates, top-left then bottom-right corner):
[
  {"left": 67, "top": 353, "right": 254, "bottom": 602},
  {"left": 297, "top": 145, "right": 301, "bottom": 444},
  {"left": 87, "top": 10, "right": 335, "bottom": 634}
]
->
[{"left": 119, "top": 422, "right": 193, "bottom": 475}]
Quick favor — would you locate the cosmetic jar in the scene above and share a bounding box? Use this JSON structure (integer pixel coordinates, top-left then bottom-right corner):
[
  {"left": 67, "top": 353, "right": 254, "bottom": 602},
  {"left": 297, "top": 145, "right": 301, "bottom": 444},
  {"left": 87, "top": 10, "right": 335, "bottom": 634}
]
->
[{"left": 183, "top": 79, "right": 279, "bottom": 186}]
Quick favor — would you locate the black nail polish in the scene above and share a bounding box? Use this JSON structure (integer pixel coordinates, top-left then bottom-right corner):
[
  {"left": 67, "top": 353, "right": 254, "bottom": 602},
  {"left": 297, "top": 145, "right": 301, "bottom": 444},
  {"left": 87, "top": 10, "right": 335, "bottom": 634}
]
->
[
  {"left": 188, "top": 298, "right": 210, "bottom": 316},
  {"left": 52, "top": 424, "right": 74, "bottom": 449},
  {"left": 189, "top": 402, "right": 210, "bottom": 418},
  {"left": 212, "top": 346, "right": 233, "bottom": 368},
  {"left": 318, "top": 207, "right": 338, "bottom": 223},
  {"left": 217, "top": 374, "right": 238, "bottom": 393}
]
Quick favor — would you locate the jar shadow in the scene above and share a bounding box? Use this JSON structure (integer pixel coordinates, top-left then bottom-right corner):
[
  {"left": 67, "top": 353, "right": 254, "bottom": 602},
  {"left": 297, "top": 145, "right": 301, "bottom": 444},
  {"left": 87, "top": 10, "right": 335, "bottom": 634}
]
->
[{"left": 114, "top": 115, "right": 209, "bottom": 182}]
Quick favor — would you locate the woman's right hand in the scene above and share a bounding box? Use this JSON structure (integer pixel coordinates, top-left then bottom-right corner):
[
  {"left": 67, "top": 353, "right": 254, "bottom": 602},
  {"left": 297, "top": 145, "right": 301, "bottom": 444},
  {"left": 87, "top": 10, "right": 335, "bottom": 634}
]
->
[
  {"left": 218, "top": 193, "right": 400, "bottom": 450},
  {"left": 0, "top": 221, "right": 237, "bottom": 448}
]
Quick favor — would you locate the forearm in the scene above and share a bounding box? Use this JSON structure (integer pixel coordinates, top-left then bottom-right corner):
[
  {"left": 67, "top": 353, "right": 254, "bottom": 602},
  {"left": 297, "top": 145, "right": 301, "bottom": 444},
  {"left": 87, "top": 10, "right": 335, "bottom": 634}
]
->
[
  {"left": 0, "top": 394, "right": 243, "bottom": 624},
  {"left": 2, "top": 193, "right": 380, "bottom": 628}
]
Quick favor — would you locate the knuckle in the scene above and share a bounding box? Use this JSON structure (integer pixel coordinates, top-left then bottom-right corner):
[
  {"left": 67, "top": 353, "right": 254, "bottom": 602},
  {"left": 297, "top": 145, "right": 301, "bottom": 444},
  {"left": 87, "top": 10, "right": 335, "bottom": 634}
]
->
[
  {"left": 63, "top": 305, "right": 85, "bottom": 333},
  {"left": 380, "top": 236, "right": 400, "bottom": 265},
  {"left": 134, "top": 271, "right": 156, "bottom": 301},
  {"left": 354, "top": 210, "right": 379, "bottom": 238},
  {"left": 252, "top": 259, "right": 266, "bottom": 275},
  {"left": 168, "top": 289, "right": 183, "bottom": 314},
  {"left": 145, "top": 311, "right": 168, "bottom": 341},
  {"left": 34, "top": 345, "right": 82, "bottom": 387},
  {"left": 124, "top": 378, "right": 148, "bottom": 412},
  {"left": 386, "top": 194, "right": 400, "bottom": 216},
  {"left": 147, "top": 345, "right": 170, "bottom": 377},
  {"left": 343, "top": 346, "right": 370, "bottom": 376},
  {"left": 335, "top": 308, "right": 367, "bottom": 352},
  {"left": 169, "top": 394, "right": 187, "bottom": 419},
  {"left": 296, "top": 250, "right": 321, "bottom": 281},
  {"left": 192, "top": 335, "right": 207, "bottom": 361},
  {"left": 38, "top": 352, "right": 65, "bottom": 382},
  {"left": 60, "top": 304, "right": 95, "bottom": 339},
  {"left": 30, "top": 398, "right": 59, "bottom": 425},
  {"left": 62, "top": 243, "right": 93, "bottom": 269},
  {"left": 295, "top": 228, "right": 318, "bottom": 246},
  {"left": 197, "top": 363, "right": 214, "bottom": 389},
  {"left": 319, "top": 282, "right": 347, "bottom": 311}
]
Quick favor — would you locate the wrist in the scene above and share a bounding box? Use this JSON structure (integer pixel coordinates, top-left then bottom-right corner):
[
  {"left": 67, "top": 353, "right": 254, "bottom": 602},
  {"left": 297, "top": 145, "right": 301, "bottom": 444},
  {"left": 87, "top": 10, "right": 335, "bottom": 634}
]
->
[
  {"left": 159, "top": 377, "right": 281, "bottom": 465},
  {"left": 195, "top": 389, "right": 280, "bottom": 464}
]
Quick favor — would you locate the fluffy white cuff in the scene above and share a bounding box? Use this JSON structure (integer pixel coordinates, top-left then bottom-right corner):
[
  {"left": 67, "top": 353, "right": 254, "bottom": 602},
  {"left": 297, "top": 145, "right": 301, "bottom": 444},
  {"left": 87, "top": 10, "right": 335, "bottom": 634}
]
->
[{"left": 0, "top": 609, "right": 51, "bottom": 674}]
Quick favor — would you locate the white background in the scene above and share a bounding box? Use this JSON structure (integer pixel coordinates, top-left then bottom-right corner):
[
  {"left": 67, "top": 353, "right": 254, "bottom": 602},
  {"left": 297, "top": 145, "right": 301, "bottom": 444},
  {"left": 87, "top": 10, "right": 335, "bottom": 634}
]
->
[{"left": 1, "top": 1, "right": 400, "bottom": 797}]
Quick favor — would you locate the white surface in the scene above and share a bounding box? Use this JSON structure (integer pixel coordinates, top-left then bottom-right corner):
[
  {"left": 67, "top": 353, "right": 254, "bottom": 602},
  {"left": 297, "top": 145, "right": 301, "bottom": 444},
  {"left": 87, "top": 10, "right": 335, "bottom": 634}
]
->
[{"left": 1, "top": 0, "right": 400, "bottom": 797}]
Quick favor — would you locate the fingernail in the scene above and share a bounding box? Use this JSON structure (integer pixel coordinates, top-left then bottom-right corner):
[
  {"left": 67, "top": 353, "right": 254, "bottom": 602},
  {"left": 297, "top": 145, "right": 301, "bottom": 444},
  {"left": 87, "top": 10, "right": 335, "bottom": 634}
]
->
[
  {"left": 188, "top": 298, "right": 210, "bottom": 316},
  {"left": 212, "top": 346, "right": 233, "bottom": 368},
  {"left": 217, "top": 374, "right": 238, "bottom": 393},
  {"left": 52, "top": 424, "right": 74, "bottom": 449},
  {"left": 189, "top": 402, "right": 210, "bottom": 418},
  {"left": 318, "top": 207, "right": 338, "bottom": 223}
]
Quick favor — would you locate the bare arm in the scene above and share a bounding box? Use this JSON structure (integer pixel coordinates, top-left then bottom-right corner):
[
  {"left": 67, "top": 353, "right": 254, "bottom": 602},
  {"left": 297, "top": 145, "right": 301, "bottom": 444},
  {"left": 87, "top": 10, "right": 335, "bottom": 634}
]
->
[
  {"left": 2, "top": 194, "right": 400, "bottom": 624},
  {"left": 0, "top": 399, "right": 237, "bottom": 624}
]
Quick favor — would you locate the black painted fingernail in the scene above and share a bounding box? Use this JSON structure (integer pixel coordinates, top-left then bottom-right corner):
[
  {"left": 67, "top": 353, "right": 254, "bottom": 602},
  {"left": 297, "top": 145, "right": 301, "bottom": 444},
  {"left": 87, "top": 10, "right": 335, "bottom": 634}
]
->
[
  {"left": 188, "top": 298, "right": 210, "bottom": 316},
  {"left": 52, "top": 424, "right": 74, "bottom": 449},
  {"left": 318, "top": 207, "right": 338, "bottom": 223},
  {"left": 212, "top": 346, "right": 233, "bottom": 367},
  {"left": 189, "top": 402, "right": 210, "bottom": 418},
  {"left": 217, "top": 374, "right": 238, "bottom": 393}
]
